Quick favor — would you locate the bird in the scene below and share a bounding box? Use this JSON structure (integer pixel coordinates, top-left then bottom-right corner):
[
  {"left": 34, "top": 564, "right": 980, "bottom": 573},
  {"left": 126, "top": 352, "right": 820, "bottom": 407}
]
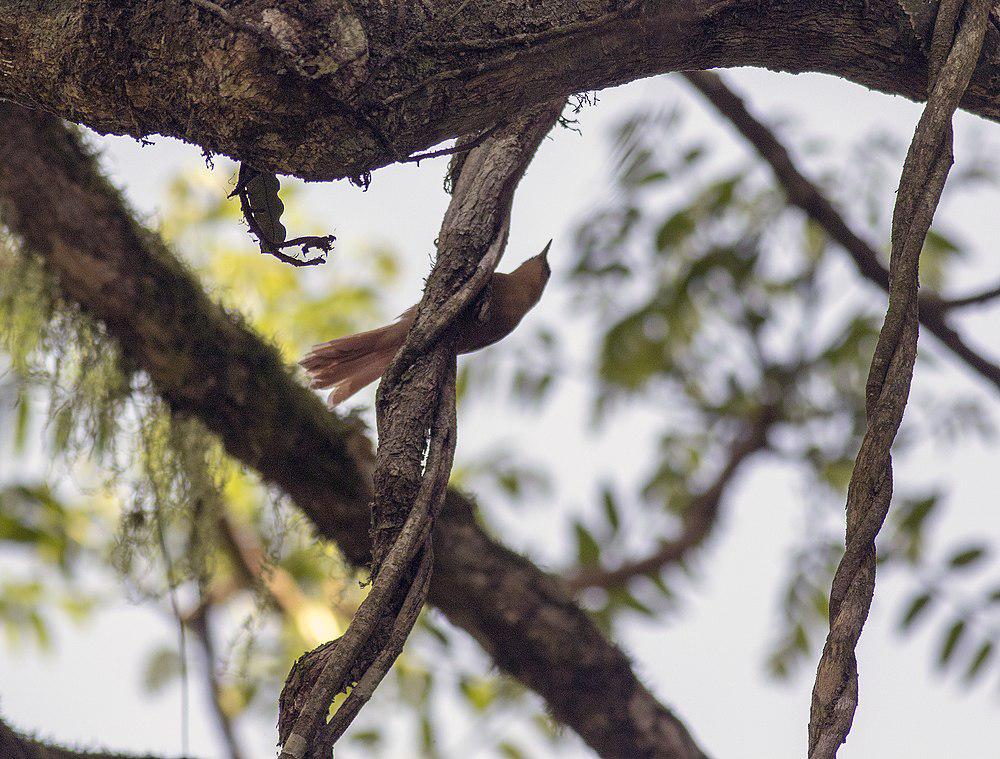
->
[{"left": 301, "top": 241, "right": 552, "bottom": 406}]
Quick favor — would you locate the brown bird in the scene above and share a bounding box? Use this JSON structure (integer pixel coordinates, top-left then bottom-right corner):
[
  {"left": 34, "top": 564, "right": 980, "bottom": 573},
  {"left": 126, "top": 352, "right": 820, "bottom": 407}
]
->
[{"left": 301, "top": 242, "right": 552, "bottom": 406}]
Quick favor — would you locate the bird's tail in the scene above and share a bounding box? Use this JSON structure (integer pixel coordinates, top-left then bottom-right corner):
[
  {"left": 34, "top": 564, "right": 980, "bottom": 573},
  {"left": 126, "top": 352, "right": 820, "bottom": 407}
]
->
[{"left": 300, "top": 319, "right": 410, "bottom": 406}]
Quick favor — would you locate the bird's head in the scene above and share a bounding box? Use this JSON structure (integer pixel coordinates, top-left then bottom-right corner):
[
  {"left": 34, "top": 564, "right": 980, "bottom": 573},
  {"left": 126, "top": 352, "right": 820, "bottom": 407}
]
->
[
  {"left": 507, "top": 240, "right": 553, "bottom": 306},
  {"left": 521, "top": 239, "right": 552, "bottom": 280}
]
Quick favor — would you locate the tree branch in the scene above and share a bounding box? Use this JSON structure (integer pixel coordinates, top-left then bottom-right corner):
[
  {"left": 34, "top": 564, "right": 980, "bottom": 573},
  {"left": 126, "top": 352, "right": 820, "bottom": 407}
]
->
[
  {"left": 682, "top": 69, "right": 1000, "bottom": 392},
  {"left": 0, "top": 102, "right": 708, "bottom": 759},
  {"left": 186, "top": 606, "right": 245, "bottom": 759},
  {"left": 4, "top": 1, "right": 1000, "bottom": 181},
  {"left": 566, "top": 406, "right": 777, "bottom": 593},
  {"left": 935, "top": 280, "right": 1000, "bottom": 308}
]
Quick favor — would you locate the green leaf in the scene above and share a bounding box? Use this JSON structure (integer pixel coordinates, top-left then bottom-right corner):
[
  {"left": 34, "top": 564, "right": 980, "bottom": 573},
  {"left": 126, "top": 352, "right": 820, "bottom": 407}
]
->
[
  {"left": 948, "top": 545, "right": 987, "bottom": 570},
  {"left": 963, "top": 641, "right": 993, "bottom": 682},
  {"left": 601, "top": 486, "right": 620, "bottom": 533},
  {"left": 609, "top": 587, "right": 655, "bottom": 617},
  {"left": 459, "top": 676, "right": 498, "bottom": 712},
  {"left": 636, "top": 170, "right": 669, "bottom": 185},
  {"left": 419, "top": 714, "right": 434, "bottom": 752},
  {"left": 498, "top": 742, "right": 526, "bottom": 759},
  {"left": 897, "top": 496, "right": 938, "bottom": 534},
  {"left": 624, "top": 592, "right": 656, "bottom": 616},
  {"left": 654, "top": 210, "right": 695, "bottom": 251},
  {"left": 697, "top": 174, "right": 740, "bottom": 214},
  {"left": 574, "top": 523, "right": 601, "bottom": 567},
  {"left": 351, "top": 730, "right": 381, "bottom": 747},
  {"left": 142, "top": 647, "right": 182, "bottom": 693},
  {"left": 900, "top": 592, "right": 933, "bottom": 631},
  {"left": 13, "top": 387, "right": 30, "bottom": 454},
  {"left": 647, "top": 572, "right": 674, "bottom": 600},
  {"left": 938, "top": 619, "right": 967, "bottom": 669}
]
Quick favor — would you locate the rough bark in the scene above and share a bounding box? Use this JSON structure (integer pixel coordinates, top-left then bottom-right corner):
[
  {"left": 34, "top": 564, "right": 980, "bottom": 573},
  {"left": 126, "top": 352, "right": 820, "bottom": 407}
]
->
[
  {"left": 3, "top": 0, "right": 1000, "bottom": 182},
  {"left": 0, "top": 101, "right": 708, "bottom": 759}
]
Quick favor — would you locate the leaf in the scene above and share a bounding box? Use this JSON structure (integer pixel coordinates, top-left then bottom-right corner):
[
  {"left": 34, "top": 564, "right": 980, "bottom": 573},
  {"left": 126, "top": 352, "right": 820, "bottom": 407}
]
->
[
  {"left": 419, "top": 714, "right": 434, "bottom": 752},
  {"left": 963, "top": 641, "right": 993, "bottom": 683},
  {"left": 647, "top": 571, "right": 674, "bottom": 600},
  {"left": 459, "top": 677, "right": 498, "bottom": 712},
  {"left": 498, "top": 742, "right": 526, "bottom": 759},
  {"left": 242, "top": 168, "right": 287, "bottom": 245},
  {"left": 654, "top": 210, "right": 695, "bottom": 251},
  {"left": 897, "top": 496, "right": 938, "bottom": 535},
  {"left": 574, "top": 523, "right": 601, "bottom": 567},
  {"left": 636, "top": 170, "right": 669, "bottom": 185},
  {"left": 609, "top": 587, "right": 655, "bottom": 617},
  {"left": 351, "top": 730, "right": 381, "bottom": 747},
  {"left": 13, "top": 388, "right": 30, "bottom": 454},
  {"left": 697, "top": 174, "right": 740, "bottom": 214},
  {"left": 601, "top": 485, "right": 620, "bottom": 533},
  {"left": 948, "top": 545, "right": 988, "bottom": 570},
  {"left": 938, "top": 619, "right": 967, "bottom": 669},
  {"left": 900, "top": 592, "right": 933, "bottom": 631},
  {"left": 142, "top": 647, "right": 182, "bottom": 693}
]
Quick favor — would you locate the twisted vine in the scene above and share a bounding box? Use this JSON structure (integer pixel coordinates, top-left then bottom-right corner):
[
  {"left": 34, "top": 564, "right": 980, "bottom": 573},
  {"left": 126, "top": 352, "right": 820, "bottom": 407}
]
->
[
  {"left": 807, "top": 1, "right": 991, "bottom": 756},
  {"left": 275, "top": 102, "right": 563, "bottom": 758}
]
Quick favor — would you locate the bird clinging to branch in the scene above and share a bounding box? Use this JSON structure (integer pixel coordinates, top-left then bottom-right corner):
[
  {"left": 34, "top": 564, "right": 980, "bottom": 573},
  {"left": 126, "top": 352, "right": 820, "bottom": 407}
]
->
[{"left": 301, "top": 241, "right": 552, "bottom": 405}]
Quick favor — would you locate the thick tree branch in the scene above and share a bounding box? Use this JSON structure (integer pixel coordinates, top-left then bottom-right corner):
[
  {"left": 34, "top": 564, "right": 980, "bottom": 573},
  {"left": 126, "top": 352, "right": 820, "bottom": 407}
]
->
[
  {"left": 3, "top": 1, "right": 1000, "bottom": 182},
  {"left": 683, "top": 69, "right": 1000, "bottom": 391},
  {"left": 0, "top": 102, "right": 708, "bottom": 759}
]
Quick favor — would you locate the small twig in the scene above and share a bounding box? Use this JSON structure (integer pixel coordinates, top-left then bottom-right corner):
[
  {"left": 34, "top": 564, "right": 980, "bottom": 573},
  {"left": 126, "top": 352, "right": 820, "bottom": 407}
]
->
[
  {"left": 398, "top": 124, "right": 500, "bottom": 165},
  {"left": 936, "top": 280, "right": 1000, "bottom": 309}
]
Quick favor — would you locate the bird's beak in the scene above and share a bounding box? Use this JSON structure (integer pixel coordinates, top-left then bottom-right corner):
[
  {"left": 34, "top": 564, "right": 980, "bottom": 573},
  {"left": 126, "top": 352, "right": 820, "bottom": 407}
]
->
[{"left": 537, "top": 240, "right": 553, "bottom": 277}]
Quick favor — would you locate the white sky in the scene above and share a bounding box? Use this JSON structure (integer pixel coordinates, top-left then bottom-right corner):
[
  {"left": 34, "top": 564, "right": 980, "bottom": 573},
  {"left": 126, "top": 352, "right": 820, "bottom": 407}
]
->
[{"left": 1, "top": 68, "right": 998, "bottom": 758}]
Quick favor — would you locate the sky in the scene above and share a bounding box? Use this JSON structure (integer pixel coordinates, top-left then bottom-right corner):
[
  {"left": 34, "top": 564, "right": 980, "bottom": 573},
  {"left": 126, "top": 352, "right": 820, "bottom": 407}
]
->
[{"left": 1, "top": 66, "right": 998, "bottom": 758}]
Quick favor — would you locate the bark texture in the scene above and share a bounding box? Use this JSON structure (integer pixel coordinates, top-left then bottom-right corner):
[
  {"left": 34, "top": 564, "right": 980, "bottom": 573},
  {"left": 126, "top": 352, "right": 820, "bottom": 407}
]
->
[
  {"left": 3, "top": 0, "right": 1000, "bottom": 181},
  {"left": 0, "top": 101, "right": 708, "bottom": 759}
]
